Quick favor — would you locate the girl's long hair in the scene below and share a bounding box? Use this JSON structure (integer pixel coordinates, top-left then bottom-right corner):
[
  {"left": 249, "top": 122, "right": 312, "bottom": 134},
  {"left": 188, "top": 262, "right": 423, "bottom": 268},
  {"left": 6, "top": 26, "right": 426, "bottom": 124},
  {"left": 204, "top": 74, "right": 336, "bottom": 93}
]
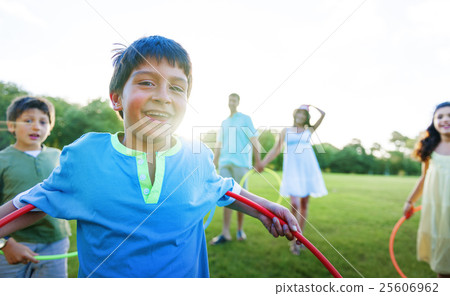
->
[{"left": 413, "top": 101, "right": 450, "bottom": 162}]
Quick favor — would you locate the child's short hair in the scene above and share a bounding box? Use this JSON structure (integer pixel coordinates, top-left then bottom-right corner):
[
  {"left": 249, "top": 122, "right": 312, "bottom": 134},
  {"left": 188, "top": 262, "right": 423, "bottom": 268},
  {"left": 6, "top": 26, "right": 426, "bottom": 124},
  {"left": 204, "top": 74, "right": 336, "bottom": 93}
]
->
[
  {"left": 6, "top": 96, "right": 55, "bottom": 129},
  {"left": 109, "top": 35, "right": 192, "bottom": 118}
]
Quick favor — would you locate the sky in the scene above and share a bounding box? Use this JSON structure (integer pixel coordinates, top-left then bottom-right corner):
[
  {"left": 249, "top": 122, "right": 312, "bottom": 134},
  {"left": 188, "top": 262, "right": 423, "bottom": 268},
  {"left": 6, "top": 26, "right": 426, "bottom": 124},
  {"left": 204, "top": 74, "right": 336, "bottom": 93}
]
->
[{"left": 1, "top": 0, "right": 450, "bottom": 150}]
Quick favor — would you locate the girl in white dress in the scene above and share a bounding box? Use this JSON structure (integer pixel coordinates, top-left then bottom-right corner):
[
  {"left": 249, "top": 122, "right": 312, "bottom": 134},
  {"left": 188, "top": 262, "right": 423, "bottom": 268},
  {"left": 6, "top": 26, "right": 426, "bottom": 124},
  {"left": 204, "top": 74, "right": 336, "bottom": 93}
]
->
[{"left": 260, "top": 104, "right": 327, "bottom": 255}]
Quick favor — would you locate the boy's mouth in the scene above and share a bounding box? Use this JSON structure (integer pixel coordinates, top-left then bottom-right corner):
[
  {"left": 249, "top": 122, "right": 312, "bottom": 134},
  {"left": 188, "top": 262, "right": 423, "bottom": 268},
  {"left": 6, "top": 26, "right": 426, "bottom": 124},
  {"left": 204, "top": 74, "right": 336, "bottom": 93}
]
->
[
  {"left": 29, "top": 133, "right": 40, "bottom": 140},
  {"left": 144, "top": 111, "right": 172, "bottom": 122}
]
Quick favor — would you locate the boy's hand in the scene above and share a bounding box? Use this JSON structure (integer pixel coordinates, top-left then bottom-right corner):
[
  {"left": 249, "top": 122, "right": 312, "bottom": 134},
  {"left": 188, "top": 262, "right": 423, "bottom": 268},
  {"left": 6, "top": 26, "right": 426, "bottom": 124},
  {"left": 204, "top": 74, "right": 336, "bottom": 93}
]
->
[
  {"left": 2, "top": 238, "right": 39, "bottom": 264},
  {"left": 259, "top": 203, "right": 301, "bottom": 244},
  {"left": 226, "top": 189, "right": 301, "bottom": 244}
]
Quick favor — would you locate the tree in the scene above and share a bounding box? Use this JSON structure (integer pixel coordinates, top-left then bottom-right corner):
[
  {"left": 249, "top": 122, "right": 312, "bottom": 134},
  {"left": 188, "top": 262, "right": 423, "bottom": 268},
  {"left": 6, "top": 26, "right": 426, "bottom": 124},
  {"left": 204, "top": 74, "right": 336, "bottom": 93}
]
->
[
  {"left": 0, "top": 81, "right": 29, "bottom": 149},
  {"left": 0, "top": 81, "right": 123, "bottom": 150},
  {"left": 315, "top": 143, "right": 339, "bottom": 171},
  {"left": 329, "top": 138, "right": 371, "bottom": 174},
  {"left": 390, "top": 131, "right": 416, "bottom": 153}
]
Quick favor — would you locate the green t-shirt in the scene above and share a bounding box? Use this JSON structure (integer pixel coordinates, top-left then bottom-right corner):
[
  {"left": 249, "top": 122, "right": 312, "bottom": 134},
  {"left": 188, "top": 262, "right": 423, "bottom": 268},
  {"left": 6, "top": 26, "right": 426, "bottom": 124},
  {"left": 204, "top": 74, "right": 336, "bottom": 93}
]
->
[{"left": 0, "top": 145, "right": 70, "bottom": 243}]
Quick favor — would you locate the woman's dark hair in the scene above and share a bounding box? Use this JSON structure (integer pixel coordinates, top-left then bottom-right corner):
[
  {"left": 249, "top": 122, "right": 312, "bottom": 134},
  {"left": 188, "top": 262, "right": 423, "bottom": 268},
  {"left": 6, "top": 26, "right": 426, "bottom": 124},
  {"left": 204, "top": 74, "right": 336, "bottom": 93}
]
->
[
  {"left": 292, "top": 109, "right": 311, "bottom": 127},
  {"left": 413, "top": 101, "right": 450, "bottom": 162}
]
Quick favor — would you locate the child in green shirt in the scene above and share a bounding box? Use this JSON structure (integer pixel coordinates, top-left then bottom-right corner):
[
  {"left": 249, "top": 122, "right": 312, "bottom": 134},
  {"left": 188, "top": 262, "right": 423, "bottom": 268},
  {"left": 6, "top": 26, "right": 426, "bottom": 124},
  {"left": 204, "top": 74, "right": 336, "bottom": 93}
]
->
[{"left": 0, "top": 96, "right": 70, "bottom": 277}]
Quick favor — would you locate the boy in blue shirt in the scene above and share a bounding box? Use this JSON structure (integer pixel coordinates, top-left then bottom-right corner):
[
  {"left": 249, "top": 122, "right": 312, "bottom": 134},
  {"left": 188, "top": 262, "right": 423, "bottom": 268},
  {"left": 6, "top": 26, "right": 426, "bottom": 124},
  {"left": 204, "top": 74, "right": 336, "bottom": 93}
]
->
[{"left": 0, "top": 35, "right": 300, "bottom": 278}]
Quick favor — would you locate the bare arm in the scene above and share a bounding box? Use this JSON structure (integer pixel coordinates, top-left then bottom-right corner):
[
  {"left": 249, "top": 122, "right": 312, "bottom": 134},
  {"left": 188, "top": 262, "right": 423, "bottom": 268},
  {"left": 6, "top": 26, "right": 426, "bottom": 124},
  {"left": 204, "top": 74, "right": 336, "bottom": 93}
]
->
[
  {"left": 309, "top": 105, "right": 326, "bottom": 131},
  {"left": 226, "top": 188, "right": 300, "bottom": 242},
  {"left": 260, "top": 128, "right": 286, "bottom": 168},
  {"left": 0, "top": 200, "right": 46, "bottom": 237},
  {"left": 403, "top": 160, "right": 429, "bottom": 216},
  {"left": 250, "top": 136, "right": 262, "bottom": 171}
]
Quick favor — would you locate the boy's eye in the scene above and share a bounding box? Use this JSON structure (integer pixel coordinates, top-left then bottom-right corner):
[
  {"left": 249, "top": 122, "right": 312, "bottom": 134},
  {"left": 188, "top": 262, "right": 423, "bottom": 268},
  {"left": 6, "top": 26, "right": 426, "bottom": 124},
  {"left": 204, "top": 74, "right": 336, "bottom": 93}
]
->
[
  {"left": 138, "top": 81, "right": 155, "bottom": 87},
  {"left": 170, "top": 85, "right": 185, "bottom": 93}
]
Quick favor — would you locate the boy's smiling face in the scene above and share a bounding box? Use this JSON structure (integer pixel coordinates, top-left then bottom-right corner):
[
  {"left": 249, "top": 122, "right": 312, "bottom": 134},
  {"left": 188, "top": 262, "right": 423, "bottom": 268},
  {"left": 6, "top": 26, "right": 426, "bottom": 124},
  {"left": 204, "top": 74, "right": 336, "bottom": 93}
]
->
[{"left": 111, "top": 57, "right": 188, "bottom": 149}]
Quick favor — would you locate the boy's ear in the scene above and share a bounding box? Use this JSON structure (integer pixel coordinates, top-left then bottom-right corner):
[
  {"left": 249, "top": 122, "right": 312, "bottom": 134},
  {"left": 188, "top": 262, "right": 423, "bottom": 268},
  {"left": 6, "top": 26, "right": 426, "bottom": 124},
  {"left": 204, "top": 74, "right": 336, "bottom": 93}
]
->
[
  {"left": 6, "top": 121, "right": 15, "bottom": 135},
  {"left": 110, "top": 92, "right": 123, "bottom": 111}
]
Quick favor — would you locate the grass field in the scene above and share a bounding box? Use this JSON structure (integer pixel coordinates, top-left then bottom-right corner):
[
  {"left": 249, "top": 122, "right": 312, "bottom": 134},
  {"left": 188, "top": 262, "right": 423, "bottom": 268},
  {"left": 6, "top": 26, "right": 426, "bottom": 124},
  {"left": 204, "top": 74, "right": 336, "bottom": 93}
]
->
[{"left": 66, "top": 172, "right": 435, "bottom": 278}]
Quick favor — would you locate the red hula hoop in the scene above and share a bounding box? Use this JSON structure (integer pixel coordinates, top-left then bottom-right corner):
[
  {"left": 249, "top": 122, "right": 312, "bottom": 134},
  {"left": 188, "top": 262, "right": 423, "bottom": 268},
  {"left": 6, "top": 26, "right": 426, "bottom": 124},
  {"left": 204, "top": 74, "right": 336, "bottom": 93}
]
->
[
  {"left": 389, "top": 205, "right": 422, "bottom": 278},
  {"left": 2, "top": 195, "right": 342, "bottom": 278},
  {"left": 226, "top": 191, "right": 342, "bottom": 278},
  {"left": 0, "top": 204, "right": 36, "bottom": 228}
]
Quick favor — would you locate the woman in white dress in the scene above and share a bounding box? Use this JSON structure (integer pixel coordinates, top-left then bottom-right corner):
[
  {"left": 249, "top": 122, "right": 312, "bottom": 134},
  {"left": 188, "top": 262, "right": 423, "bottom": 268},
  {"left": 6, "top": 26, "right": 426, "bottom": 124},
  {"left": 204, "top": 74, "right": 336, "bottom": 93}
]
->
[{"left": 259, "top": 104, "right": 327, "bottom": 255}]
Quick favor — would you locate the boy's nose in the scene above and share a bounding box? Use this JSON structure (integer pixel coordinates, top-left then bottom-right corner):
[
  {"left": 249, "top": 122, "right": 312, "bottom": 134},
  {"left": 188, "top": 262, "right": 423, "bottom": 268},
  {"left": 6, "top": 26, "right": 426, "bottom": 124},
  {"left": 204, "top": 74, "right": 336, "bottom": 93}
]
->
[
  {"left": 31, "top": 122, "right": 40, "bottom": 131},
  {"left": 152, "top": 87, "right": 171, "bottom": 104}
]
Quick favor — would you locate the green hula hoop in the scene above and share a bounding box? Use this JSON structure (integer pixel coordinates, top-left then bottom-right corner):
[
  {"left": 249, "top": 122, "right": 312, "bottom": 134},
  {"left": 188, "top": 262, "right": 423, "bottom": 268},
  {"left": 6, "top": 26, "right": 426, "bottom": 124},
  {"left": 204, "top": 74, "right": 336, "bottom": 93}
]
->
[
  {"left": 0, "top": 250, "right": 78, "bottom": 260},
  {"left": 239, "top": 168, "right": 284, "bottom": 204}
]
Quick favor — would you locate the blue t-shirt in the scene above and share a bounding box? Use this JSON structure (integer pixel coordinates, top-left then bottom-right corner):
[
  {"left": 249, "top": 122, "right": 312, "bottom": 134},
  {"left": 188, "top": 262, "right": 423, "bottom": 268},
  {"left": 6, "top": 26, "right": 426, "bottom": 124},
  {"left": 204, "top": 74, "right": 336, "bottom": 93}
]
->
[
  {"left": 14, "top": 133, "right": 239, "bottom": 278},
  {"left": 218, "top": 112, "right": 257, "bottom": 168}
]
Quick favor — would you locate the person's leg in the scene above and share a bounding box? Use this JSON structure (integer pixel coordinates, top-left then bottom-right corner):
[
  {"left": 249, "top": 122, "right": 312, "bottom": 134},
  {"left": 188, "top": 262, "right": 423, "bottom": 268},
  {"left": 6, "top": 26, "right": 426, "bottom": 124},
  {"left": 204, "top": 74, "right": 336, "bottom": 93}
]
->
[
  {"left": 289, "top": 195, "right": 301, "bottom": 255},
  {"left": 0, "top": 250, "right": 29, "bottom": 277},
  {"left": 221, "top": 207, "right": 233, "bottom": 240},
  {"left": 234, "top": 166, "right": 249, "bottom": 240},
  {"left": 299, "top": 195, "right": 310, "bottom": 233},
  {"left": 290, "top": 195, "right": 301, "bottom": 225},
  {"left": 29, "top": 237, "right": 69, "bottom": 278}
]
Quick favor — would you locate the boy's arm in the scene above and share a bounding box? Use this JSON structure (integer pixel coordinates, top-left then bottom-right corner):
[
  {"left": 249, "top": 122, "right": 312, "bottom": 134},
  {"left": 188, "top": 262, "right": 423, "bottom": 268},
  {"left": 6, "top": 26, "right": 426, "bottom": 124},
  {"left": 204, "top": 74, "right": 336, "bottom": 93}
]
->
[
  {"left": 0, "top": 200, "right": 46, "bottom": 237},
  {"left": 226, "top": 188, "right": 300, "bottom": 242},
  {"left": 1, "top": 237, "right": 39, "bottom": 264}
]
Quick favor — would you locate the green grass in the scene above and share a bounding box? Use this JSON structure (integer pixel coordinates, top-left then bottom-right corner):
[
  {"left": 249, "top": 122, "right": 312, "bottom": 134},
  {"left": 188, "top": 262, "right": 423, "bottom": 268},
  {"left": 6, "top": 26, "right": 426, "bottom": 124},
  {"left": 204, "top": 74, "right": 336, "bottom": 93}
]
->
[{"left": 67, "top": 172, "right": 435, "bottom": 278}]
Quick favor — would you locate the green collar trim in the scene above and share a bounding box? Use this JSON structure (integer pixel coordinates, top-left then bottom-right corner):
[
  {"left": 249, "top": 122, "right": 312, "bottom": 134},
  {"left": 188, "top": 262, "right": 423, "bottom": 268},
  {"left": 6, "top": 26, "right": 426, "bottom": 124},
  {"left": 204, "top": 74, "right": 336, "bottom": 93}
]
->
[
  {"left": 110, "top": 132, "right": 182, "bottom": 204},
  {"left": 111, "top": 132, "right": 181, "bottom": 157}
]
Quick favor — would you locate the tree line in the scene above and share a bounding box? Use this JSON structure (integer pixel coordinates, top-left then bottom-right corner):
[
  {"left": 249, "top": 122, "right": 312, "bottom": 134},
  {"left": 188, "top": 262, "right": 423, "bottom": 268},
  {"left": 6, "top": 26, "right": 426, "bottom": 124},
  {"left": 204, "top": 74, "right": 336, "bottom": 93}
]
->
[
  {"left": 202, "top": 127, "right": 421, "bottom": 176},
  {"left": 0, "top": 81, "right": 123, "bottom": 151},
  {"left": 1, "top": 81, "right": 421, "bottom": 176}
]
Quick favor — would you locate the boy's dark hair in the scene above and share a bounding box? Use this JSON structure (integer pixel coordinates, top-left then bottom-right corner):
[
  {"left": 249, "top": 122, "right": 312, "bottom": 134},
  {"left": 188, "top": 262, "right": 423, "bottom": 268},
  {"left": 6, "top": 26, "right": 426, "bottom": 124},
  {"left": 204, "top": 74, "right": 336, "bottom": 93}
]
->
[
  {"left": 413, "top": 101, "right": 450, "bottom": 162},
  {"left": 109, "top": 35, "right": 192, "bottom": 119},
  {"left": 6, "top": 96, "right": 55, "bottom": 130},
  {"left": 229, "top": 93, "right": 240, "bottom": 102}
]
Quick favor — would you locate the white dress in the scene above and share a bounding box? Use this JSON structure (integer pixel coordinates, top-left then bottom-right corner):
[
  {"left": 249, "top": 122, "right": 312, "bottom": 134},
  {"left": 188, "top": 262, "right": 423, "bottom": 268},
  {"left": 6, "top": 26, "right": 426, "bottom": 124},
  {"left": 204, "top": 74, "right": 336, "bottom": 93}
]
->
[{"left": 279, "top": 128, "right": 328, "bottom": 198}]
